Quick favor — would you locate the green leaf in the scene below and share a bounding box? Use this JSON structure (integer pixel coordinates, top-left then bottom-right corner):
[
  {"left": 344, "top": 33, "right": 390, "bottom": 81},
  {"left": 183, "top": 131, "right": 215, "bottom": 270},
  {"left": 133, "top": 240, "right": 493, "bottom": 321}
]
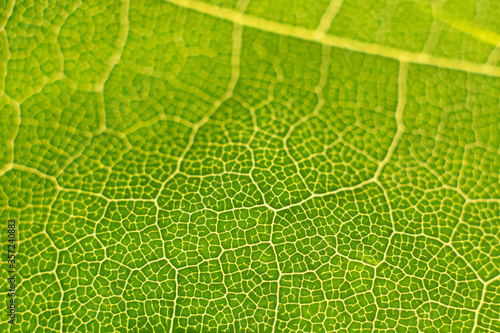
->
[{"left": 1, "top": 0, "right": 500, "bottom": 332}]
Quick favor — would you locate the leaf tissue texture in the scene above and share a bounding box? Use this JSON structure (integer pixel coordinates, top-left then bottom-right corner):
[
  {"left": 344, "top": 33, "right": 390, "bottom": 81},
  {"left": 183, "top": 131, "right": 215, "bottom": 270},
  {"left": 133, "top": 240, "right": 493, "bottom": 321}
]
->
[{"left": 1, "top": 0, "right": 500, "bottom": 332}]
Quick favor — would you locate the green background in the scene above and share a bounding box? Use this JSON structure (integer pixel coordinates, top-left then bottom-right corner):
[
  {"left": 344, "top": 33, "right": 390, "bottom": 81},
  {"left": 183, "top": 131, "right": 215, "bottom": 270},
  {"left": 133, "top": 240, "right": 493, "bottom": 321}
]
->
[{"left": 1, "top": 0, "right": 500, "bottom": 331}]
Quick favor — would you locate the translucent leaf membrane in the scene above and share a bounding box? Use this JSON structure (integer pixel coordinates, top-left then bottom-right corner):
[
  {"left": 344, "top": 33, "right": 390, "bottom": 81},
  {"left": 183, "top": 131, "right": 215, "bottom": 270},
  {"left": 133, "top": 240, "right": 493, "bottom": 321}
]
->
[{"left": 1, "top": 0, "right": 499, "bottom": 332}]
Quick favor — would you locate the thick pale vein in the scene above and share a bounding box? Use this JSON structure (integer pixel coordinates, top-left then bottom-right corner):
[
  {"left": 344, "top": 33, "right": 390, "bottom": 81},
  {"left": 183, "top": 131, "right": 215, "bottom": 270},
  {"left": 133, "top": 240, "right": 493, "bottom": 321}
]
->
[
  {"left": 315, "top": 0, "right": 344, "bottom": 37},
  {"left": 165, "top": 0, "right": 500, "bottom": 78},
  {"left": 373, "top": 61, "right": 408, "bottom": 180},
  {"left": 421, "top": 3, "right": 445, "bottom": 55},
  {"left": 434, "top": 12, "right": 500, "bottom": 47}
]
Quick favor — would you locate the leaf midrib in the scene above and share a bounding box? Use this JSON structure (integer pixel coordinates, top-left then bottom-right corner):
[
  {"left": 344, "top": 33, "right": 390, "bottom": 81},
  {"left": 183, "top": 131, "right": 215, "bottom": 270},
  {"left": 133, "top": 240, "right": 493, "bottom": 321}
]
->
[{"left": 165, "top": 0, "right": 500, "bottom": 78}]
